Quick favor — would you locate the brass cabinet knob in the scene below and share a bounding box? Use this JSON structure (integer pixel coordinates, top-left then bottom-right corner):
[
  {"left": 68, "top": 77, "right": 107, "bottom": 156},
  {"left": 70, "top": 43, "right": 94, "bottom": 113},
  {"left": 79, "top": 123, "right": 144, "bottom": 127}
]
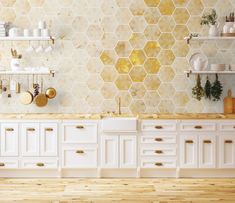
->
[
  {"left": 155, "top": 150, "right": 163, "bottom": 154},
  {"left": 155, "top": 162, "right": 163, "bottom": 166},
  {"left": 76, "top": 150, "right": 84, "bottom": 154},
  {"left": 155, "top": 125, "right": 163, "bottom": 129},
  {"left": 6, "top": 128, "right": 14, "bottom": 132},
  {"left": 155, "top": 138, "right": 163, "bottom": 142},
  {"left": 27, "top": 128, "right": 35, "bottom": 132},
  {"left": 45, "top": 128, "right": 53, "bottom": 132},
  {"left": 203, "top": 140, "right": 211, "bottom": 144},
  {"left": 186, "top": 140, "right": 193, "bottom": 144},
  {"left": 194, "top": 125, "right": 203, "bottom": 129},
  {"left": 225, "top": 140, "right": 233, "bottom": 144},
  {"left": 0, "top": 163, "right": 5, "bottom": 167},
  {"left": 36, "top": 163, "right": 44, "bottom": 167},
  {"left": 76, "top": 125, "right": 84, "bottom": 129}
]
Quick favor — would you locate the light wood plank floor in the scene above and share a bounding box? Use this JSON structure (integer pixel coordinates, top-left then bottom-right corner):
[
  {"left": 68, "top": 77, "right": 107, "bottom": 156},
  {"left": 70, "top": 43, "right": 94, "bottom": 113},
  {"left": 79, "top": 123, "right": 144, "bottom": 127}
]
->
[{"left": 0, "top": 178, "right": 234, "bottom": 203}]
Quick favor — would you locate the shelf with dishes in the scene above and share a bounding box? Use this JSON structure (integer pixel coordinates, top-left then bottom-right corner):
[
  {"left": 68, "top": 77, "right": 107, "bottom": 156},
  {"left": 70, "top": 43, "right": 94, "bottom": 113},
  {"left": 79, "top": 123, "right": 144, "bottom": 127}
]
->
[
  {"left": 184, "top": 35, "right": 235, "bottom": 44},
  {"left": 185, "top": 70, "right": 235, "bottom": 77},
  {"left": 0, "top": 69, "right": 55, "bottom": 77},
  {"left": 0, "top": 36, "right": 55, "bottom": 44}
]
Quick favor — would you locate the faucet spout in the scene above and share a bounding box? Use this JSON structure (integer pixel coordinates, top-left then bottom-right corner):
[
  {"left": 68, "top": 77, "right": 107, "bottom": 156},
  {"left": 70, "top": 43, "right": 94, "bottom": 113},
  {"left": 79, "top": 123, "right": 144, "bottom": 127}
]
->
[{"left": 118, "top": 97, "right": 121, "bottom": 115}]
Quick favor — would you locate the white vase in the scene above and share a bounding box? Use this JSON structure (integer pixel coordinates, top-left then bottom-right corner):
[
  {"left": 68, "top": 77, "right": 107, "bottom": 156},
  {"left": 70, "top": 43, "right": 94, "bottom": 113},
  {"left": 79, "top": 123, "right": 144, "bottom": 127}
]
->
[
  {"left": 11, "top": 58, "right": 23, "bottom": 71},
  {"left": 209, "top": 25, "right": 219, "bottom": 37}
]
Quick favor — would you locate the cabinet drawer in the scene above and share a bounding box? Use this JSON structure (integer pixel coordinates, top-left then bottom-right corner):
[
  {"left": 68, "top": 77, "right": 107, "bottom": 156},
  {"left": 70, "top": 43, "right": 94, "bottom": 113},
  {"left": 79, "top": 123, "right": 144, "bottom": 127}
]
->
[
  {"left": 21, "top": 159, "right": 58, "bottom": 169},
  {"left": 62, "top": 148, "right": 97, "bottom": 168},
  {"left": 140, "top": 157, "right": 176, "bottom": 168},
  {"left": 0, "top": 159, "right": 18, "bottom": 169},
  {"left": 62, "top": 123, "right": 97, "bottom": 144},
  {"left": 140, "top": 146, "right": 176, "bottom": 156},
  {"left": 141, "top": 134, "right": 176, "bottom": 144},
  {"left": 141, "top": 121, "right": 177, "bottom": 132},
  {"left": 219, "top": 123, "right": 235, "bottom": 131},
  {"left": 180, "top": 122, "right": 216, "bottom": 131}
]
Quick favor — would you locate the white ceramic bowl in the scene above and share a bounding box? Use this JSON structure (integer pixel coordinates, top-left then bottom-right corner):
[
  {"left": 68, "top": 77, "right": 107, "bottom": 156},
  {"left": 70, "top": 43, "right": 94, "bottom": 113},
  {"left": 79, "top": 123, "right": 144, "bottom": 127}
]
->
[{"left": 210, "top": 64, "right": 226, "bottom": 71}]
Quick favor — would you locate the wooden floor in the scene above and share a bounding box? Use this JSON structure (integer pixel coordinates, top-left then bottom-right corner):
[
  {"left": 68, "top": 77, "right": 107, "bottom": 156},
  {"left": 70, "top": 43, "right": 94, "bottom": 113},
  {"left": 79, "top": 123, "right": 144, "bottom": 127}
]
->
[{"left": 0, "top": 179, "right": 234, "bottom": 203}]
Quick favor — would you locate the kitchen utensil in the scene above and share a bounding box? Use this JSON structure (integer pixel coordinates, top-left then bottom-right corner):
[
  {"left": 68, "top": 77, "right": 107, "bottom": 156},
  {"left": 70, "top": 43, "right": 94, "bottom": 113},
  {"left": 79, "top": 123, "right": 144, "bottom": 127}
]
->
[
  {"left": 26, "top": 41, "right": 34, "bottom": 53},
  {"left": 34, "top": 78, "right": 48, "bottom": 107},
  {"left": 16, "top": 82, "right": 21, "bottom": 94},
  {"left": 19, "top": 76, "right": 33, "bottom": 105},
  {"left": 45, "top": 87, "right": 56, "bottom": 99},
  {"left": 210, "top": 64, "right": 226, "bottom": 71},
  {"left": 189, "top": 52, "right": 208, "bottom": 71},
  {"left": 224, "top": 89, "right": 233, "bottom": 114}
]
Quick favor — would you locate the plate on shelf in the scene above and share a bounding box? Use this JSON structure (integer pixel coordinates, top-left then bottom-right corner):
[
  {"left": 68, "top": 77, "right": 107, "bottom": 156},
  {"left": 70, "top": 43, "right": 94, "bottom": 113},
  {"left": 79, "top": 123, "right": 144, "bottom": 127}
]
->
[
  {"left": 210, "top": 64, "right": 226, "bottom": 71},
  {"left": 189, "top": 52, "right": 208, "bottom": 71}
]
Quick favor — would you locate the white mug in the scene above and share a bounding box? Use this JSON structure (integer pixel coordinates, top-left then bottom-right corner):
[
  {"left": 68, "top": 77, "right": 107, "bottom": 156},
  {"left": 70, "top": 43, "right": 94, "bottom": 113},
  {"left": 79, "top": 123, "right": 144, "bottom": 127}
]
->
[
  {"left": 9, "top": 28, "right": 21, "bottom": 37},
  {"left": 38, "top": 21, "right": 46, "bottom": 29},
  {"left": 41, "top": 29, "right": 50, "bottom": 37},
  {"left": 23, "top": 29, "right": 30, "bottom": 37}
]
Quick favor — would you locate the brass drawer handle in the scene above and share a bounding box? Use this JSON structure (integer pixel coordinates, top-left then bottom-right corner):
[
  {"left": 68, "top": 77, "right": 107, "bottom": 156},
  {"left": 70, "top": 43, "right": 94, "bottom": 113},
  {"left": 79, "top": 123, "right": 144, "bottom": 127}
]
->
[
  {"left": 155, "top": 150, "right": 163, "bottom": 154},
  {"left": 76, "top": 150, "right": 84, "bottom": 154},
  {"left": 186, "top": 140, "right": 193, "bottom": 144},
  {"left": 27, "top": 128, "right": 35, "bottom": 132},
  {"left": 6, "top": 128, "right": 14, "bottom": 132},
  {"left": 45, "top": 128, "right": 53, "bottom": 132},
  {"left": 225, "top": 140, "right": 233, "bottom": 144},
  {"left": 194, "top": 125, "right": 203, "bottom": 129},
  {"left": 0, "top": 163, "right": 5, "bottom": 167},
  {"left": 76, "top": 125, "right": 84, "bottom": 129},
  {"left": 203, "top": 140, "right": 211, "bottom": 144},
  {"left": 155, "top": 138, "right": 163, "bottom": 142},
  {"left": 36, "top": 163, "right": 44, "bottom": 167},
  {"left": 155, "top": 125, "right": 163, "bottom": 129},
  {"left": 155, "top": 162, "right": 163, "bottom": 166}
]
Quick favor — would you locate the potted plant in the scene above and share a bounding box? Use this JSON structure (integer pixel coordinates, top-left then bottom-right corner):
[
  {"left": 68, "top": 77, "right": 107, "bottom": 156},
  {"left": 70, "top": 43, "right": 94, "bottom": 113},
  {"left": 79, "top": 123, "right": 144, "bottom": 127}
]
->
[{"left": 200, "top": 9, "right": 219, "bottom": 37}]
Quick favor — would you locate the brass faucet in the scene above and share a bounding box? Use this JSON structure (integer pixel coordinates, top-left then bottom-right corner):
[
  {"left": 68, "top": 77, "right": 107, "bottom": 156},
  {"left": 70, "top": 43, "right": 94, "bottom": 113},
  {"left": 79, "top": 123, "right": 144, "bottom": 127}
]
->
[{"left": 118, "top": 97, "right": 121, "bottom": 115}]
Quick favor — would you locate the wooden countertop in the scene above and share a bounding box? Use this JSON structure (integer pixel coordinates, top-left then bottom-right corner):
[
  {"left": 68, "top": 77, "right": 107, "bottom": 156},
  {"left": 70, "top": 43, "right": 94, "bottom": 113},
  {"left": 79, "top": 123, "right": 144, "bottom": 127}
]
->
[{"left": 0, "top": 113, "right": 235, "bottom": 120}]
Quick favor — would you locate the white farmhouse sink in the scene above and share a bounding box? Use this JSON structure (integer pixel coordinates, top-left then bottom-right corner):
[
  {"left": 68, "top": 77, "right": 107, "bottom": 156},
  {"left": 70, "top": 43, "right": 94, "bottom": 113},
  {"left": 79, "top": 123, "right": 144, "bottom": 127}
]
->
[{"left": 102, "top": 117, "right": 138, "bottom": 132}]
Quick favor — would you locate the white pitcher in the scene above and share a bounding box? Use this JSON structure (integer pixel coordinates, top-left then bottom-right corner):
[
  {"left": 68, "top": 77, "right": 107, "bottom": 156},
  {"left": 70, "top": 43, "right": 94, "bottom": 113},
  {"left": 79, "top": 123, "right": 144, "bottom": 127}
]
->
[{"left": 209, "top": 24, "right": 220, "bottom": 37}]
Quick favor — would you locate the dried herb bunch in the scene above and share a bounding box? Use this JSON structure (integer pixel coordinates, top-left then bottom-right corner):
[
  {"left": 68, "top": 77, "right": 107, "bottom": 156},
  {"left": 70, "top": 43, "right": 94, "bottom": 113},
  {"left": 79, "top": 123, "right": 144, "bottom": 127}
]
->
[
  {"left": 204, "top": 76, "right": 212, "bottom": 100},
  {"left": 200, "top": 9, "right": 218, "bottom": 26},
  {"left": 211, "top": 74, "right": 223, "bottom": 101},
  {"left": 192, "top": 75, "right": 204, "bottom": 101}
]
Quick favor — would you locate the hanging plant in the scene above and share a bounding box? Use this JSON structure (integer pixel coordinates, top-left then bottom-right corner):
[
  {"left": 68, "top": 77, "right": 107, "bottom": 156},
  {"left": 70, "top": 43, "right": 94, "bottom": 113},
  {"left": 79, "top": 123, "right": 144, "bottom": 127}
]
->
[
  {"left": 211, "top": 74, "right": 223, "bottom": 101},
  {"left": 192, "top": 75, "right": 204, "bottom": 101},
  {"left": 204, "top": 76, "right": 212, "bottom": 100}
]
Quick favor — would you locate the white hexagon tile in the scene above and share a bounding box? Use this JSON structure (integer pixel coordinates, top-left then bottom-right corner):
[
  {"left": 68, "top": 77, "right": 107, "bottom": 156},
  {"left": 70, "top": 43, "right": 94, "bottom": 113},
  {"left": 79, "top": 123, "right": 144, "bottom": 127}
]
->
[{"left": 0, "top": 0, "right": 234, "bottom": 113}]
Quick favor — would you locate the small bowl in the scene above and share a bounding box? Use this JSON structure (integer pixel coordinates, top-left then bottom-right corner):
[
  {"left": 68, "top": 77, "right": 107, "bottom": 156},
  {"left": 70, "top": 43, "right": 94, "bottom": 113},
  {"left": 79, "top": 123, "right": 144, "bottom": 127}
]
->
[{"left": 210, "top": 64, "right": 226, "bottom": 71}]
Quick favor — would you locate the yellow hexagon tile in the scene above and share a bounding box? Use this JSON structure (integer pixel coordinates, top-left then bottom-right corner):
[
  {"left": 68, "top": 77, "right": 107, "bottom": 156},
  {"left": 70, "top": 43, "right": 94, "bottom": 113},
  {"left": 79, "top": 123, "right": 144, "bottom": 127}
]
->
[
  {"left": 130, "top": 100, "right": 146, "bottom": 114},
  {"left": 158, "top": 83, "right": 175, "bottom": 99},
  {"left": 115, "top": 41, "right": 132, "bottom": 57},
  {"left": 144, "top": 25, "right": 161, "bottom": 40},
  {"left": 115, "top": 91, "right": 132, "bottom": 107},
  {"left": 144, "top": 0, "right": 160, "bottom": 7},
  {"left": 174, "top": 92, "right": 189, "bottom": 106},
  {"left": 158, "top": 50, "right": 175, "bottom": 65},
  {"left": 130, "top": 83, "right": 146, "bottom": 99},
  {"left": 158, "top": 66, "right": 175, "bottom": 82},
  {"left": 144, "top": 75, "right": 161, "bottom": 90},
  {"left": 130, "top": 66, "right": 147, "bottom": 82},
  {"left": 159, "top": 33, "right": 175, "bottom": 49},
  {"left": 159, "top": 0, "right": 175, "bottom": 15},
  {"left": 129, "top": 33, "right": 147, "bottom": 49},
  {"left": 115, "top": 58, "right": 132, "bottom": 73},
  {"left": 187, "top": 0, "right": 204, "bottom": 15},
  {"left": 173, "top": 0, "right": 189, "bottom": 6},
  {"left": 144, "top": 58, "right": 160, "bottom": 73},
  {"left": 115, "top": 75, "right": 132, "bottom": 90},
  {"left": 101, "top": 66, "right": 118, "bottom": 82},
  {"left": 144, "top": 7, "right": 160, "bottom": 24},
  {"left": 0, "top": 8, "right": 16, "bottom": 22},
  {"left": 158, "top": 100, "right": 175, "bottom": 113},
  {"left": 101, "top": 83, "right": 117, "bottom": 99},
  {"left": 144, "top": 41, "right": 161, "bottom": 57},
  {"left": 158, "top": 16, "right": 175, "bottom": 32},
  {"left": 100, "top": 50, "right": 117, "bottom": 65},
  {"left": 173, "top": 8, "right": 189, "bottom": 24},
  {"left": 172, "top": 41, "right": 189, "bottom": 57},
  {"left": 130, "top": 0, "right": 146, "bottom": 16},
  {"left": 130, "top": 50, "right": 146, "bottom": 65},
  {"left": 173, "top": 25, "right": 189, "bottom": 40}
]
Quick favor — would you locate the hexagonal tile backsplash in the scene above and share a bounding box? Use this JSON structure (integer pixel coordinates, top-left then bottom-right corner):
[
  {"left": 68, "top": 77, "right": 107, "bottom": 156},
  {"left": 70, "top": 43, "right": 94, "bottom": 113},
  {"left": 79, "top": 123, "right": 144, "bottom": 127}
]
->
[{"left": 0, "top": 0, "right": 233, "bottom": 113}]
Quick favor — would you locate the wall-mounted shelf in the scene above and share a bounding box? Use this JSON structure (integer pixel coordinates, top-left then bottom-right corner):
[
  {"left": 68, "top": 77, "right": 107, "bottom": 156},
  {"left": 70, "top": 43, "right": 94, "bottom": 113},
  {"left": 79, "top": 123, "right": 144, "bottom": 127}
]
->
[
  {"left": 185, "top": 70, "right": 235, "bottom": 77},
  {"left": 184, "top": 36, "right": 235, "bottom": 44},
  {"left": 0, "top": 36, "right": 55, "bottom": 44},
  {"left": 0, "top": 70, "right": 55, "bottom": 77}
]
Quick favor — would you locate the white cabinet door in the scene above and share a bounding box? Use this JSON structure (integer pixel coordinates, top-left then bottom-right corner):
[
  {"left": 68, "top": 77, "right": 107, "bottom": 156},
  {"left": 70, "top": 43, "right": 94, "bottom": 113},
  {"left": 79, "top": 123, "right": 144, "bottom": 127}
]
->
[
  {"left": 21, "top": 123, "right": 40, "bottom": 156},
  {"left": 0, "top": 123, "right": 18, "bottom": 156},
  {"left": 120, "top": 136, "right": 136, "bottom": 168},
  {"left": 219, "top": 135, "right": 235, "bottom": 168},
  {"left": 101, "top": 135, "right": 119, "bottom": 168},
  {"left": 40, "top": 123, "right": 58, "bottom": 156},
  {"left": 198, "top": 135, "right": 216, "bottom": 168},
  {"left": 180, "top": 135, "right": 198, "bottom": 168}
]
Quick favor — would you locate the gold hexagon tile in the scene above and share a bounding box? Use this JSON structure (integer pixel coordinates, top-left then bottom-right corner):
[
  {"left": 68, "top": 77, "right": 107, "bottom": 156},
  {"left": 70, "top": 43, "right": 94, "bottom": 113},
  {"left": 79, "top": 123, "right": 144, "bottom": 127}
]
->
[
  {"left": 144, "top": 58, "right": 160, "bottom": 74},
  {"left": 129, "top": 0, "right": 146, "bottom": 16},
  {"left": 174, "top": 92, "right": 189, "bottom": 106},
  {"left": 144, "top": 91, "right": 160, "bottom": 107},
  {"left": 144, "top": 0, "right": 160, "bottom": 7},
  {"left": 101, "top": 33, "right": 118, "bottom": 49},
  {"left": 144, "top": 25, "right": 161, "bottom": 40},
  {"left": 173, "top": 0, "right": 189, "bottom": 6},
  {"left": 115, "top": 91, "right": 132, "bottom": 107},
  {"left": 187, "top": 16, "right": 202, "bottom": 33},
  {"left": 129, "top": 16, "right": 147, "bottom": 33},
  {"left": 129, "top": 33, "right": 147, "bottom": 49},
  {"left": 130, "top": 83, "right": 146, "bottom": 99},
  {"left": 0, "top": 8, "right": 16, "bottom": 22},
  {"left": 158, "top": 83, "right": 175, "bottom": 99},
  {"left": 158, "top": 66, "right": 175, "bottom": 82},
  {"left": 101, "top": 83, "right": 117, "bottom": 99},
  {"left": 159, "top": 33, "right": 175, "bottom": 49},
  {"left": 172, "top": 41, "right": 189, "bottom": 57},
  {"left": 100, "top": 50, "right": 117, "bottom": 65},
  {"left": 173, "top": 8, "right": 189, "bottom": 24},
  {"left": 158, "top": 50, "right": 175, "bottom": 65},
  {"left": 130, "top": 100, "right": 146, "bottom": 114},
  {"left": 130, "top": 50, "right": 146, "bottom": 65},
  {"left": 0, "top": 0, "right": 16, "bottom": 6},
  {"left": 101, "top": 66, "right": 118, "bottom": 82},
  {"left": 173, "top": 25, "right": 189, "bottom": 40},
  {"left": 144, "top": 75, "right": 161, "bottom": 90},
  {"left": 144, "top": 7, "right": 160, "bottom": 24},
  {"left": 115, "top": 75, "right": 132, "bottom": 90},
  {"left": 158, "top": 100, "right": 175, "bottom": 113},
  {"left": 115, "top": 41, "right": 132, "bottom": 57},
  {"left": 115, "top": 58, "right": 132, "bottom": 73},
  {"left": 187, "top": 0, "right": 204, "bottom": 15},
  {"left": 130, "top": 66, "right": 147, "bottom": 82},
  {"left": 159, "top": 0, "right": 175, "bottom": 15},
  {"left": 158, "top": 16, "right": 175, "bottom": 32},
  {"left": 144, "top": 41, "right": 161, "bottom": 57}
]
